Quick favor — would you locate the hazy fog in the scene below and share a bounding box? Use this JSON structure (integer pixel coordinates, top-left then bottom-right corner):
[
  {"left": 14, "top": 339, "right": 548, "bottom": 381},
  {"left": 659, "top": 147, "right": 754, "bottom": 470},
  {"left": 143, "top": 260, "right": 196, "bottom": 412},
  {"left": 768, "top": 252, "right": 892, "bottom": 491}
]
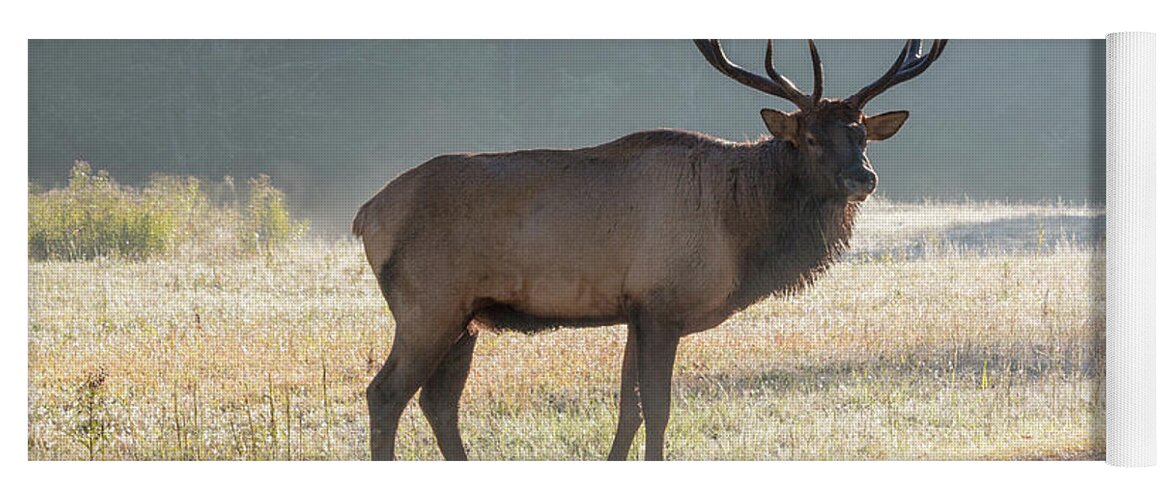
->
[{"left": 29, "top": 40, "right": 1104, "bottom": 233}]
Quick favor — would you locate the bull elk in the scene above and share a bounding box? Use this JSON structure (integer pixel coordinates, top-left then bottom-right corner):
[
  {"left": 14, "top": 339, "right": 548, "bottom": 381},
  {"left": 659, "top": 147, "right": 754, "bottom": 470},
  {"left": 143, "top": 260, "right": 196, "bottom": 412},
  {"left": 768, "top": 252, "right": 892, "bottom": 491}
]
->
[{"left": 353, "top": 39, "right": 947, "bottom": 460}]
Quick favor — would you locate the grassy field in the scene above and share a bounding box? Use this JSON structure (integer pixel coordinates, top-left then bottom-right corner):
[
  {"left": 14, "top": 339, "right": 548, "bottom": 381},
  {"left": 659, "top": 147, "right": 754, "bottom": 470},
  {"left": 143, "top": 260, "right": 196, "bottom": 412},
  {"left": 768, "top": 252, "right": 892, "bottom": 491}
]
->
[{"left": 27, "top": 200, "right": 1105, "bottom": 460}]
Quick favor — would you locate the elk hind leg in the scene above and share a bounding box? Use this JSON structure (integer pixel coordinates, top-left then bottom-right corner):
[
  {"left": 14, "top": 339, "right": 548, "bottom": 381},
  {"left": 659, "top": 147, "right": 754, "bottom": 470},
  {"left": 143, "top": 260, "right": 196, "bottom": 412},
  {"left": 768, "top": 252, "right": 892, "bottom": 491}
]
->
[
  {"left": 419, "top": 329, "right": 478, "bottom": 460},
  {"left": 367, "top": 315, "right": 463, "bottom": 461}
]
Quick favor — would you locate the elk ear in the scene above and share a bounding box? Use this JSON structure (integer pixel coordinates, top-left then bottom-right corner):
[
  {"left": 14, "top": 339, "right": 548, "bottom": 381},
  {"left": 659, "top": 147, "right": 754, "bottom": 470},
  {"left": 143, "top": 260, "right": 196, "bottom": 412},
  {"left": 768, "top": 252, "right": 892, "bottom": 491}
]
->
[
  {"left": 760, "top": 109, "right": 800, "bottom": 145},
  {"left": 864, "top": 111, "right": 910, "bottom": 141}
]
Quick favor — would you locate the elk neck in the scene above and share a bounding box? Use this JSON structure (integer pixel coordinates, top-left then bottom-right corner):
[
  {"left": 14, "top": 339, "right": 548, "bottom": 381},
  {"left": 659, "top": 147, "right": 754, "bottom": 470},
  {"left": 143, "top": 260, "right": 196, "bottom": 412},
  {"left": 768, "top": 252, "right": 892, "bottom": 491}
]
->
[{"left": 721, "top": 137, "right": 858, "bottom": 312}]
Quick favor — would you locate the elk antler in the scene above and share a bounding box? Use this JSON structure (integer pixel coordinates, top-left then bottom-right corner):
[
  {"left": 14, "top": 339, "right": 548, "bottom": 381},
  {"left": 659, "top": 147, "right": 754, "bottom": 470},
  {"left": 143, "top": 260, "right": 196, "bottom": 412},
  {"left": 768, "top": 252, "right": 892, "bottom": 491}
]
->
[
  {"left": 846, "top": 39, "right": 948, "bottom": 109},
  {"left": 695, "top": 39, "right": 824, "bottom": 111}
]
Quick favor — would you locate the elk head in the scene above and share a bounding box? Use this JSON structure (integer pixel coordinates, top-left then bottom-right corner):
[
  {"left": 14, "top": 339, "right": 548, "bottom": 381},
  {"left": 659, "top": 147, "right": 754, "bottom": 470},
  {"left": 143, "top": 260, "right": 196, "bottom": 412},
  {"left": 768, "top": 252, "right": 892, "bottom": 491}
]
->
[{"left": 695, "top": 39, "right": 947, "bottom": 202}]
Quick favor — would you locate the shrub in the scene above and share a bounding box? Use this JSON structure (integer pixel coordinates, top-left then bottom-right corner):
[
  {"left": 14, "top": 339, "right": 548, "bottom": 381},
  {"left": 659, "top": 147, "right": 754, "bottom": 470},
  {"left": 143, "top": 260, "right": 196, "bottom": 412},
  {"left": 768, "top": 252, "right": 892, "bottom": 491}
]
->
[
  {"left": 28, "top": 162, "right": 306, "bottom": 261},
  {"left": 142, "top": 174, "right": 241, "bottom": 259},
  {"left": 29, "top": 162, "right": 173, "bottom": 260}
]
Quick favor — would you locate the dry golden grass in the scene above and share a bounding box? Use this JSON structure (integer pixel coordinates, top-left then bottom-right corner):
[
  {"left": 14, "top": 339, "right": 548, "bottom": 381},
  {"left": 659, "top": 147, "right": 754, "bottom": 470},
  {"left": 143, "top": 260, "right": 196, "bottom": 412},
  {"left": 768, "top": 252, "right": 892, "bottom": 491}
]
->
[{"left": 27, "top": 200, "right": 1105, "bottom": 460}]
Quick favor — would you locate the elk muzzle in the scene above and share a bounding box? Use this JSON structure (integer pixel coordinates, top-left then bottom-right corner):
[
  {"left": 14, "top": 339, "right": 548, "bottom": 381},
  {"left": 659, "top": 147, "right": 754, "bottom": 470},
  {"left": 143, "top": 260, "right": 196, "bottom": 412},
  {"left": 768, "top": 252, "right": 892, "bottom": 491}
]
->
[{"left": 841, "top": 169, "right": 878, "bottom": 202}]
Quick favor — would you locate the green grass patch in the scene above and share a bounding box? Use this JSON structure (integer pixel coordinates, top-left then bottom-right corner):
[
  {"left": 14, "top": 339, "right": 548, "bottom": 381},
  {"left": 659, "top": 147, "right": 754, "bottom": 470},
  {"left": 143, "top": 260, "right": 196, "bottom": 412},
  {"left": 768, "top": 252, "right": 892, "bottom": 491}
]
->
[{"left": 28, "top": 162, "right": 306, "bottom": 261}]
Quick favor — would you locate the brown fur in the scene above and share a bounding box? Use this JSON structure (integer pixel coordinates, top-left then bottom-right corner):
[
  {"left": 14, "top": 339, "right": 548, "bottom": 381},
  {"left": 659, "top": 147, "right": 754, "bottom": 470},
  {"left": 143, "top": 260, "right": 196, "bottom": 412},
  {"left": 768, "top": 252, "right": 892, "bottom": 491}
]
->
[{"left": 354, "top": 127, "right": 859, "bottom": 334}]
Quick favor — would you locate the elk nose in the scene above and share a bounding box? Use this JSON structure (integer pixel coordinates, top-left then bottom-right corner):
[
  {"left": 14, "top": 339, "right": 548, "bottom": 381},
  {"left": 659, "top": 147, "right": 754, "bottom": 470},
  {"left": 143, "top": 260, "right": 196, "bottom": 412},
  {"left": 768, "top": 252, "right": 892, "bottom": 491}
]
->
[{"left": 842, "top": 171, "right": 877, "bottom": 200}]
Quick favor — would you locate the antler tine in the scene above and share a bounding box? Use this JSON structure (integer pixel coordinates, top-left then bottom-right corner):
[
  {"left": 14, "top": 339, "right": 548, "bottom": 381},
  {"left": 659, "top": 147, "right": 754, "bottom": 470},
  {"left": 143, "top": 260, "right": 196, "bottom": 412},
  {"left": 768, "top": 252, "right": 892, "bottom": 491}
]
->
[
  {"left": 766, "top": 40, "right": 824, "bottom": 106},
  {"left": 907, "top": 40, "right": 923, "bottom": 59},
  {"left": 696, "top": 39, "right": 812, "bottom": 110},
  {"left": 883, "top": 39, "right": 945, "bottom": 86},
  {"left": 807, "top": 40, "right": 824, "bottom": 104},
  {"left": 849, "top": 41, "right": 913, "bottom": 106},
  {"left": 764, "top": 40, "right": 809, "bottom": 104},
  {"left": 764, "top": 40, "right": 781, "bottom": 83},
  {"left": 930, "top": 40, "right": 949, "bottom": 60},
  {"left": 847, "top": 39, "right": 947, "bottom": 109}
]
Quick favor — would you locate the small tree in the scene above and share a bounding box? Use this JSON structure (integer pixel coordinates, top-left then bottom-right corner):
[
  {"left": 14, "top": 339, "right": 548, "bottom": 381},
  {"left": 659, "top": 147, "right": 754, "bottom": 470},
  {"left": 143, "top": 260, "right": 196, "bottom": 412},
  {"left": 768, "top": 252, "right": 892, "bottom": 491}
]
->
[{"left": 243, "top": 174, "right": 307, "bottom": 253}]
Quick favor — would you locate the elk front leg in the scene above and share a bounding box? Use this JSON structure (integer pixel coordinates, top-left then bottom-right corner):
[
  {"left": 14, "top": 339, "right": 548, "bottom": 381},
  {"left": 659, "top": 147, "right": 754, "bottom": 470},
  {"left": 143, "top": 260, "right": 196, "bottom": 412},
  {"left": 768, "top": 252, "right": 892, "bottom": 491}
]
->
[
  {"left": 419, "top": 330, "right": 477, "bottom": 460},
  {"left": 607, "top": 327, "right": 643, "bottom": 460},
  {"left": 635, "top": 314, "right": 681, "bottom": 461}
]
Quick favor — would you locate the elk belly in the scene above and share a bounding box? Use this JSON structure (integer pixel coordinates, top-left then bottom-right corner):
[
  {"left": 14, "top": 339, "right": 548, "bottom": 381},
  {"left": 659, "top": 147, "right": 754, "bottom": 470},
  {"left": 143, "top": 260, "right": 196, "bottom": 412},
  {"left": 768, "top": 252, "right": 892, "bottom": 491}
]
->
[
  {"left": 517, "top": 274, "right": 622, "bottom": 319},
  {"left": 471, "top": 273, "right": 625, "bottom": 334}
]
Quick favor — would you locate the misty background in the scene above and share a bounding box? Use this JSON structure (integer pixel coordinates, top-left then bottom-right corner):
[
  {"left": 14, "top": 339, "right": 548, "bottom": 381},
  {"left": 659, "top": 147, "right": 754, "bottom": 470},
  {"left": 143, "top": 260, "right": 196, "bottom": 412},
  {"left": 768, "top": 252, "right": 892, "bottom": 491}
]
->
[{"left": 28, "top": 40, "right": 1104, "bottom": 234}]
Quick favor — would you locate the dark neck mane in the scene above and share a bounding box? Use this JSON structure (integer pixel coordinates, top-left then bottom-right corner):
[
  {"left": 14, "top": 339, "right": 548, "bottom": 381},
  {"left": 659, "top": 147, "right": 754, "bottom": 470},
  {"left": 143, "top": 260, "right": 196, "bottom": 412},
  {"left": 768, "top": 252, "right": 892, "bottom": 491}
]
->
[{"left": 722, "top": 139, "right": 858, "bottom": 312}]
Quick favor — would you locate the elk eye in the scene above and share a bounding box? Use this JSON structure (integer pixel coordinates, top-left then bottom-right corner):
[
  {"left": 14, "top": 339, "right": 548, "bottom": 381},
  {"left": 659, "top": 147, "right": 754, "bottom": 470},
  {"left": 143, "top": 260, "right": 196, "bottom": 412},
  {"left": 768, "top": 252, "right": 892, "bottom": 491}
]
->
[{"left": 806, "top": 137, "right": 816, "bottom": 147}]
